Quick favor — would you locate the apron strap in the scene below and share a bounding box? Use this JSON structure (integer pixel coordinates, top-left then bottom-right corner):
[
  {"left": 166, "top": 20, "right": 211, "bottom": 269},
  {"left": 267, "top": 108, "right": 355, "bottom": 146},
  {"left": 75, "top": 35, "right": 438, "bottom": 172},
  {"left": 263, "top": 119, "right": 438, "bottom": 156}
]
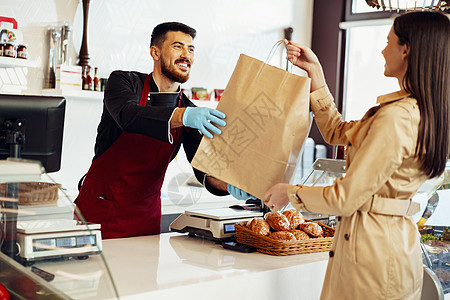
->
[
  {"left": 139, "top": 75, "right": 152, "bottom": 107},
  {"left": 358, "top": 195, "right": 420, "bottom": 216},
  {"left": 77, "top": 174, "right": 86, "bottom": 191}
]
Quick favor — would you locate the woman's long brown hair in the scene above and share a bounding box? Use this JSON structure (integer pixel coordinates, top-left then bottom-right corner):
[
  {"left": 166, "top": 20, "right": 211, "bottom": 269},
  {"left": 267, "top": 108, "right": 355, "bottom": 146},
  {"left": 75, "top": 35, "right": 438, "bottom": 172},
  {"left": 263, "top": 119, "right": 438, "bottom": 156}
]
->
[{"left": 394, "top": 11, "right": 449, "bottom": 178}]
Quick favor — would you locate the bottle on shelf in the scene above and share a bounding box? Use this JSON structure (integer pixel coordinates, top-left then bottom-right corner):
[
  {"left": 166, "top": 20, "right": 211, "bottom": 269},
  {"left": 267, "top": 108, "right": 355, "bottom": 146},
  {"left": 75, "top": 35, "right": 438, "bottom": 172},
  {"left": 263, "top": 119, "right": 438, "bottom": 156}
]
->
[
  {"left": 83, "top": 66, "right": 92, "bottom": 91},
  {"left": 93, "top": 67, "right": 100, "bottom": 91},
  {"left": 81, "top": 66, "right": 86, "bottom": 89},
  {"left": 47, "top": 27, "right": 59, "bottom": 89}
]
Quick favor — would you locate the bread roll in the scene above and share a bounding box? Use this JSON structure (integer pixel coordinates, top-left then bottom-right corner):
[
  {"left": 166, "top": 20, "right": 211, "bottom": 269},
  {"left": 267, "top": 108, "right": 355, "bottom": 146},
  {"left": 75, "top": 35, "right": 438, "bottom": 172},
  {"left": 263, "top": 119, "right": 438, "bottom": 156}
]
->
[
  {"left": 246, "top": 218, "right": 270, "bottom": 236},
  {"left": 268, "top": 231, "right": 296, "bottom": 241},
  {"left": 282, "top": 209, "right": 305, "bottom": 230},
  {"left": 299, "top": 222, "right": 323, "bottom": 238},
  {"left": 290, "top": 230, "right": 310, "bottom": 241},
  {"left": 264, "top": 212, "right": 290, "bottom": 231}
]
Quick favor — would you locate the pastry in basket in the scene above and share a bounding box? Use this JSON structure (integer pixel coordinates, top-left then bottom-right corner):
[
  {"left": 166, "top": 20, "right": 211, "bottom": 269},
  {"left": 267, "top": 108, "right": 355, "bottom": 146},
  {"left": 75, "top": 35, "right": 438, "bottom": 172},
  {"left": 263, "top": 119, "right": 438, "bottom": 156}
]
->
[
  {"left": 264, "top": 211, "right": 290, "bottom": 231},
  {"left": 290, "top": 229, "right": 310, "bottom": 240},
  {"left": 299, "top": 222, "right": 324, "bottom": 238},
  {"left": 268, "top": 231, "right": 296, "bottom": 241},
  {"left": 282, "top": 209, "right": 305, "bottom": 230},
  {"left": 246, "top": 218, "right": 270, "bottom": 236}
]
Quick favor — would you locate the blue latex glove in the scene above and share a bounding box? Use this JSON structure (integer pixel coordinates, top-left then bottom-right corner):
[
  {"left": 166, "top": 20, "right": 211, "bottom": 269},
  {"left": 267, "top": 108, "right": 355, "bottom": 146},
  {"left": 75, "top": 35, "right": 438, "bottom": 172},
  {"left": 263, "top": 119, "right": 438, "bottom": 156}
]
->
[
  {"left": 227, "top": 184, "right": 257, "bottom": 200},
  {"left": 182, "top": 107, "right": 226, "bottom": 138}
]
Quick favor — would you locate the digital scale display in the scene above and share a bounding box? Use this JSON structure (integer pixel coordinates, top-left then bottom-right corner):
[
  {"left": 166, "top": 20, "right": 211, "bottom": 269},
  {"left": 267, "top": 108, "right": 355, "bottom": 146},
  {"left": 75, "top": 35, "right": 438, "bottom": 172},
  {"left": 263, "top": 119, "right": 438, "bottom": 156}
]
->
[
  {"left": 57, "top": 237, "right": 76, "bottom": 248},
  {"left": 223, "top": 223, "right": 236, "bottom": 234},
  {"left": 33, "top": 235, "right": 97, "bottom": 252}
]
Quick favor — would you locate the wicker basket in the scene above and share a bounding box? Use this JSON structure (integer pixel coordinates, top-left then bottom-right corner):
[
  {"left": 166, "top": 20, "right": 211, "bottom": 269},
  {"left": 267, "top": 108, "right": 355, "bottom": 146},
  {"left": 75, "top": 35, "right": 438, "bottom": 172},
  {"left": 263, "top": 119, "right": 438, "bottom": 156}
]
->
[
  {"left": 0, "top": 182, "right": 59, "bottom": 205},
  {"left": 235, "top": 219, "right": 335, "bottom": 256}
]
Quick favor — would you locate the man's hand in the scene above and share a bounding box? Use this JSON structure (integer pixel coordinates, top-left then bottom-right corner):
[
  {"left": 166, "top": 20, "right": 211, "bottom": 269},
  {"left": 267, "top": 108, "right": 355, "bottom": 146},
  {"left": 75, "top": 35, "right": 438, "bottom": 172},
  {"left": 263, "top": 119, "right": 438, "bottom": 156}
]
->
[
  {"left": 227, "top": 184, "right": 257, "bottom": 200},
  {"left": 182, "top": 107, "right": 226, "bottom": 138}
]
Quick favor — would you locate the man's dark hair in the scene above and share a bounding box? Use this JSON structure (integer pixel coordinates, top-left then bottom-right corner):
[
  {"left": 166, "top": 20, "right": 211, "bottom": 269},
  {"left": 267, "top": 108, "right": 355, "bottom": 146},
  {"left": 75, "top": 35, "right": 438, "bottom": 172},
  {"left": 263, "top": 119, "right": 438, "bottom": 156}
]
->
[{"left": 150, "top": 22, "right": 196, "bottom": 48}]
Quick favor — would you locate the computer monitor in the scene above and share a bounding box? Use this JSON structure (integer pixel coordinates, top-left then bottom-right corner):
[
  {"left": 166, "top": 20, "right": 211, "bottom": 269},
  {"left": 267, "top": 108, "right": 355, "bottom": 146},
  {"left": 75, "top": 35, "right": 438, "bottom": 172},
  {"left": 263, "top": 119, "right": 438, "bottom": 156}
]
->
[{"left": 0, "top": 94, "right": 66, "bottom": 173}]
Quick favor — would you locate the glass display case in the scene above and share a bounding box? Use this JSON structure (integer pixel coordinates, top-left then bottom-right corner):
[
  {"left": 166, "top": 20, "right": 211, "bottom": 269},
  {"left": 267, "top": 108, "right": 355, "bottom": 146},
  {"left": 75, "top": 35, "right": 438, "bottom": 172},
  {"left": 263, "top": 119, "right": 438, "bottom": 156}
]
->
[
  {"left": 0, "top": 159, "right": 119, "bottom": 299},
  {"left": 298, "top": 158, "right": 346, "bottom": 226},
  {"left": 298, "top": 158, "right": 449, "bottom": 296},
  {"left": 301, "top": 158, "right": 346, "bottom": 187},
  {"left": 417, "top": 160, "right": 450, "bottom": 296}
]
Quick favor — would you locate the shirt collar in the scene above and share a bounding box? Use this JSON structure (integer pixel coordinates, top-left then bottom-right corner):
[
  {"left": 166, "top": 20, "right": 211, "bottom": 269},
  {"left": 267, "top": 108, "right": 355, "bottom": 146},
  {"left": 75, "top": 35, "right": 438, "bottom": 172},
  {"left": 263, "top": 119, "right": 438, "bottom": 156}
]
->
[
  {"left": 376, "top": 90, "right": 411, "bottom": 105},
  {"left": 150, "top": 73, "right": 181, "bottom": 94},
  {"left": 150, "top": 73, "right": 159, "bottom": 93}
]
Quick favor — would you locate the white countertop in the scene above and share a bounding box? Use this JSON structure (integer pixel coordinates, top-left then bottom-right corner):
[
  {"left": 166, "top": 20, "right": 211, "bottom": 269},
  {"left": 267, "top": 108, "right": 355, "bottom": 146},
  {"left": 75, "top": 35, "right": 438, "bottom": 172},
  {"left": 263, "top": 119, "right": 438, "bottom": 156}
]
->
[{"left": 34, "top": 232, "right": 329, "bottom": 299}]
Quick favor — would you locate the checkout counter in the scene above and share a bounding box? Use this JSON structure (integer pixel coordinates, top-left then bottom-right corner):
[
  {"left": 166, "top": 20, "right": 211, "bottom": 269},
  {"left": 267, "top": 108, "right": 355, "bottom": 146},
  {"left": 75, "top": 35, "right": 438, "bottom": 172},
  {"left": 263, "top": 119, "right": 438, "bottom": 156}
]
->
[
  {"left": 0, "top": 159, "right": 328, "bottom": 299},
  {"left": 0, "top": 159, "right": 449, "bottom": 299},
  {"left": 26, "top": 233, "right": 329, "bottom": 299}
]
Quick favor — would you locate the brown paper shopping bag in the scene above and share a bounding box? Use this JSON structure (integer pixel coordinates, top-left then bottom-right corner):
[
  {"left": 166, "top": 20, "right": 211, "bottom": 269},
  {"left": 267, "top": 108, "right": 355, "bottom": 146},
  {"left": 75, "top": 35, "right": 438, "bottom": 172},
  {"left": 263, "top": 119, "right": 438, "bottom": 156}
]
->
[{"left": 191, "top": 51, "right": 311, "bottom": 200}]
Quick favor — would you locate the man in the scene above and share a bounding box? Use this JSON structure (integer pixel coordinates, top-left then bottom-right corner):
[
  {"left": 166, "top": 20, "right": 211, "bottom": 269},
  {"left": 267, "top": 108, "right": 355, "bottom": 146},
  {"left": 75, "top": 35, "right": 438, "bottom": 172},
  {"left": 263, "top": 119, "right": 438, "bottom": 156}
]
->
[{"left": 75, "top": 22, "right": 232, "bottom": 239}]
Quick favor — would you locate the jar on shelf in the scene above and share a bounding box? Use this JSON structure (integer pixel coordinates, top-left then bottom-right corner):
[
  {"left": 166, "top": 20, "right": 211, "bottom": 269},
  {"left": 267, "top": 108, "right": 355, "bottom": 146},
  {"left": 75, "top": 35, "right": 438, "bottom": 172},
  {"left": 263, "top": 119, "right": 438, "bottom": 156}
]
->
[
  {"left": 4, "top": 42, "right": 16, "bottom": 58},
  {"left": 17, "top": 44, "right": 28, "bottom": 59}
]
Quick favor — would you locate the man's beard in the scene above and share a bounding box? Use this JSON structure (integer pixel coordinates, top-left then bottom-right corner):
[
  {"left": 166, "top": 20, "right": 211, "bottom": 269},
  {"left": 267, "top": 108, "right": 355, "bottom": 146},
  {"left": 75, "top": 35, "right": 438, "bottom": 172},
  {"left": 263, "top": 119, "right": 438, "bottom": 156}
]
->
[{"left": 160, "top": 58, "right": 190, "bottom": 83}]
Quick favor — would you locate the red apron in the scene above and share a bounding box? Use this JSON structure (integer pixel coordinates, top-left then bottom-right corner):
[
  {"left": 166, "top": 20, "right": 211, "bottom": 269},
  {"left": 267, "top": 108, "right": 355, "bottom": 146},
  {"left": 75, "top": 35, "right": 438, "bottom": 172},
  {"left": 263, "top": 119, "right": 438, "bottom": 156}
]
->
[{"left": 76, "top": 75, "right": 183, "bottom": 239}]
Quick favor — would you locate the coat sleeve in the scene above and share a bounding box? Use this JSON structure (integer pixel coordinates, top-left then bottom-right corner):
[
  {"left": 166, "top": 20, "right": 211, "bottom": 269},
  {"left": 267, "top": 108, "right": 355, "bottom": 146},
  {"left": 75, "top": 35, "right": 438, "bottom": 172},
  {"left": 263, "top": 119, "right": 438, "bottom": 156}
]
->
[
  {"left": 292, "top": 101, "right": 416, "bottom": 216},
  {"left": 310, "top": 85, "right": 358, "bottom": 146},
  {"left": 104, "top": 71, "right": 176, "bottom": 143}
]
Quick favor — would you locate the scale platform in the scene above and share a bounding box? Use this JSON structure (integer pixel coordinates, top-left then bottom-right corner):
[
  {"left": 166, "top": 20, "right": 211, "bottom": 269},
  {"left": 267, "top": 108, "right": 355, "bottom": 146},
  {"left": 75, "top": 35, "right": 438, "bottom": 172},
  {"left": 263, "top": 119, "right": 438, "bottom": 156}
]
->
[
  {"left": 16, "top": 219, "right": 102, "bottom": 265},
  {"left": 170, "top": 206, "right": 263, "bottom": 241}
]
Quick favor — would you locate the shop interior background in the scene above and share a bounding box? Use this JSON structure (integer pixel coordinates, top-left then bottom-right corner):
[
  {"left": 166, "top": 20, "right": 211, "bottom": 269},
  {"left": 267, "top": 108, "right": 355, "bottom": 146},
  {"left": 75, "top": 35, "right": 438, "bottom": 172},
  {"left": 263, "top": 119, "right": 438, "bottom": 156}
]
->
[{"left": 0, "top": 0, "right": 315, "bottom": 213}]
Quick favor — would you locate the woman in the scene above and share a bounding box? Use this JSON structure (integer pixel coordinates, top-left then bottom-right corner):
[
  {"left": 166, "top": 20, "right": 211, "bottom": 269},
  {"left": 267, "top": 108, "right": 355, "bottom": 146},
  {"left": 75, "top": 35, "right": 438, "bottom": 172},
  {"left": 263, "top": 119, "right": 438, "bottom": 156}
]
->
[{"left": 263, "top": 11, "right": 449, "bottom": 300}]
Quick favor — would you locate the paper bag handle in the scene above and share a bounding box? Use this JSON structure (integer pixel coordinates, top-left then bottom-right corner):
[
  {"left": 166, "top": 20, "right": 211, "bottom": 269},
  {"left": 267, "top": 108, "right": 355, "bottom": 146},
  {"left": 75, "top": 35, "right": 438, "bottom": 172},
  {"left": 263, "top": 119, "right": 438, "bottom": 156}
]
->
[
  {"left": 265, "top": 40, "right": 284, "bottom": 64},
  {"left": 262, "top": 40, "right": 293, "bottom": 76}
]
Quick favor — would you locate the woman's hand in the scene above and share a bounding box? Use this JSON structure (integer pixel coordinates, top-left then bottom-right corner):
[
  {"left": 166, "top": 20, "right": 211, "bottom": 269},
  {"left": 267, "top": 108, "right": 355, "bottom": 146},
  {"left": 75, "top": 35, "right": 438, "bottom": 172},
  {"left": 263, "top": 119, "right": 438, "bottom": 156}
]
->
[
  {"left": 263, "top": 183, "right": 291, "bottom": 211},
  {"left": 284, "top": 39, "right": 326, "bottom": 92}
]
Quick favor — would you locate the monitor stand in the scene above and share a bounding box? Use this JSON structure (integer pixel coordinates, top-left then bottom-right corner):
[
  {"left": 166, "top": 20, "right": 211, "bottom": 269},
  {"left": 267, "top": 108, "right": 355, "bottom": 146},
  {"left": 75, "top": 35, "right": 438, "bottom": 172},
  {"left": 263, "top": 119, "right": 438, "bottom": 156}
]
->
[
  {"left": 0, "top": 120, "right": 25, "bottom": 259},
  {"left": 1, "top": 182, "right": 18, "bottom": 258}
]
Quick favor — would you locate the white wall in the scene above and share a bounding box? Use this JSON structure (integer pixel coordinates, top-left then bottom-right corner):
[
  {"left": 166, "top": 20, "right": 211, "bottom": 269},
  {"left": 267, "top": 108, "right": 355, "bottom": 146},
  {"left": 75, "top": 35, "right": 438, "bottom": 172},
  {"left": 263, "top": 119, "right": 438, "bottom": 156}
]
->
[
  {"left": 0, "top": 0, "right": 314, "bottom": 210},
  {"left": 0, "top": 0, "right": 313, "bottom": 92}
]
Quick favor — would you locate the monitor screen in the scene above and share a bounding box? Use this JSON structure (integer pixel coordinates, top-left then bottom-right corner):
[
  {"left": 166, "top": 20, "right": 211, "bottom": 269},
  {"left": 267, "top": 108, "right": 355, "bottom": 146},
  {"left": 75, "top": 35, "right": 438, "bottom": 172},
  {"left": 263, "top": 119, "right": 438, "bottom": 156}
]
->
[{"left": 0, "top": 94, "right": 66, "bottom": 173}]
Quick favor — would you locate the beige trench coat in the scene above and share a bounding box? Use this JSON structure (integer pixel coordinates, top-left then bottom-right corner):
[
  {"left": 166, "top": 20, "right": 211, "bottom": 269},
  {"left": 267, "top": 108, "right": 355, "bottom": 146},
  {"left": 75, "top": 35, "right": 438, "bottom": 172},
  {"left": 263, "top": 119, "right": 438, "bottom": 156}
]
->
[{"left": 290, "top": 86, "right": 428, "bottom": 300}]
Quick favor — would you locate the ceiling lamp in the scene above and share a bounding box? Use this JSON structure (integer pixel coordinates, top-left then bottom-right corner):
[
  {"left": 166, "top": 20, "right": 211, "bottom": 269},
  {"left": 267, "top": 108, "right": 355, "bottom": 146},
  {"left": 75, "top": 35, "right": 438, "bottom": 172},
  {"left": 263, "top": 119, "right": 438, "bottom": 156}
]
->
[{"left": 365, "top": 0, "right": 449, "bottom": 11}]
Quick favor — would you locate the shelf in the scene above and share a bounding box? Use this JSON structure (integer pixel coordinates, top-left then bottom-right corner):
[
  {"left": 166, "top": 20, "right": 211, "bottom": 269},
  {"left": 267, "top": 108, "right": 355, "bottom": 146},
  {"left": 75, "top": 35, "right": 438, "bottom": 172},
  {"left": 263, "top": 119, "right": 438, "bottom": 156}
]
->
[
  {"left": 39, "top": 91, "right": 221, "bottom": 103},
  {"left": 24, "top": 88, "right": 225, "bottom": 104},
  {"left": 41, "top": 88, "right": 104, "bottom": 101},
  {"left": 0, "top": 160, "right": 43, "bottom": 183},
  {"left": 0, "top": 56, "right": 39, "bottom": 68}
]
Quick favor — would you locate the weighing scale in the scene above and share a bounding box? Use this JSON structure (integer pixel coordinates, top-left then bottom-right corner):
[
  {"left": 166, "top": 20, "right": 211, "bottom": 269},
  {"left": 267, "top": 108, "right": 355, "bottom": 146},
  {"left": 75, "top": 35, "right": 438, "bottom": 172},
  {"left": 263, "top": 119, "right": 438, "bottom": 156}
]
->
[
  {"left": 170, "top": 159, "right": 347, "bottom": 242},
  {"left": 170, "top": 206, "right": 263, "bottom": 241},
  {"left": 15, "top": 219, "right": 102, "bottom": 265}
]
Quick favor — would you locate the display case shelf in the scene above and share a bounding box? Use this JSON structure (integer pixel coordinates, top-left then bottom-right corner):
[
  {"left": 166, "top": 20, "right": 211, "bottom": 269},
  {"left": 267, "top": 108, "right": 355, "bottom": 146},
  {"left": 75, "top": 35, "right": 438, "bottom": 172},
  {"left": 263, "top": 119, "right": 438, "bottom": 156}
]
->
[{"left": 0, "top": 160, "right": 118, "bottom": 299}]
